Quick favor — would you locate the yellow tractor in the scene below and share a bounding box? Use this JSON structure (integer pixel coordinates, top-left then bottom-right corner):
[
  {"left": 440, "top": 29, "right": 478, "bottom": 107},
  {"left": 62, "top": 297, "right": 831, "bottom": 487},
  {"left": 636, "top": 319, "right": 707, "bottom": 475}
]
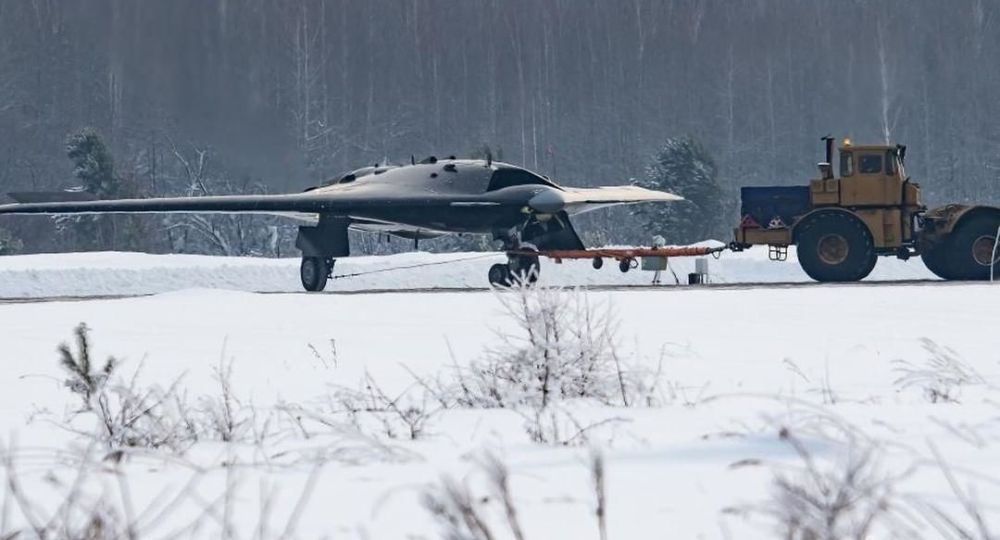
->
[{"left": 733, "top": 137, "right": 1000, "bottom": 281}]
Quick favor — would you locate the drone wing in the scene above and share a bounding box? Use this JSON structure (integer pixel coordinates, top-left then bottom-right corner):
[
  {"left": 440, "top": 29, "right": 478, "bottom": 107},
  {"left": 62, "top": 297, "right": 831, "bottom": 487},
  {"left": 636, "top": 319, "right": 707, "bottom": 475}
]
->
[
  {"left": 1, "top": 183, "right": 682, "bottom": 220},
  {"left": 0, "top": 191, "right": 347, "bottom": 216},
  {"left": 0, "top": 188, "right": 463, "bottom": 219}
]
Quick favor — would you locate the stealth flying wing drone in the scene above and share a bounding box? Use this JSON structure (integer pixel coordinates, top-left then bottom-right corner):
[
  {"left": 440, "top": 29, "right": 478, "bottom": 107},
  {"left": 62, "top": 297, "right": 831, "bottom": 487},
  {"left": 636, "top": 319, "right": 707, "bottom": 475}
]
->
[{"left": 0, "top": 157, "right": 681, "bottom": 291}]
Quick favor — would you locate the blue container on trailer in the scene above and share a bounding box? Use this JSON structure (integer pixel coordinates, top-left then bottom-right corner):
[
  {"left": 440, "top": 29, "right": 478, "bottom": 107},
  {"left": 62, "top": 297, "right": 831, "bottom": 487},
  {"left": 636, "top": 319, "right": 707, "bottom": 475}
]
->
[{"left": 740, "top": 186, "right": 811, "bottom": 229}]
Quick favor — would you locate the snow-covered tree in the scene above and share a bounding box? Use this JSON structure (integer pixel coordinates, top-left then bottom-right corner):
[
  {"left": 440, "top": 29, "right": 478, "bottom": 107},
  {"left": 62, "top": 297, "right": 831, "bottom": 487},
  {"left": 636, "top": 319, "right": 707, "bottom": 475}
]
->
[
  {"left": 632, "top": 137, "right": 727, "bottom": 244},
  {"left": 56, "top": 129, "right": 125, "bottom": 251},
  {"left": 158, "top": 142, "right": 292, "bottom": 257},
  {"left": 0, "top": 227, "right": 21, "bottom": 255},
  {"left": 66, "top": 129, "right": 120, "bottom": 198}
]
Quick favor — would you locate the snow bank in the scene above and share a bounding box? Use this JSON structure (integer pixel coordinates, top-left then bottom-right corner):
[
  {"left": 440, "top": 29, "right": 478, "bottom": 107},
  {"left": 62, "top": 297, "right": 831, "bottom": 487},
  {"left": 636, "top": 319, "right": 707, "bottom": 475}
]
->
[{"left": 0, "top": 243, "right": 937, "bottom": 297}]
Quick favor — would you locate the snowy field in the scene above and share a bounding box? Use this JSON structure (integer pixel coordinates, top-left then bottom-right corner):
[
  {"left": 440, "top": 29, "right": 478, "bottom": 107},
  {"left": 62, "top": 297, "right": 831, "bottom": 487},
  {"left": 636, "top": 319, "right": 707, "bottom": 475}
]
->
[
  {"left": 1, "top": 249, "right": 998, "bottom": 538},
  {"left": 0, "top": 242, "right": 937, "bottom": 298}
]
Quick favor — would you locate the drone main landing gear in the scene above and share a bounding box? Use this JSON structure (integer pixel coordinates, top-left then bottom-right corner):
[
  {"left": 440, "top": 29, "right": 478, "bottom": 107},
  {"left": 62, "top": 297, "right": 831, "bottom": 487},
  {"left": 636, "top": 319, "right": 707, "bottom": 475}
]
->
[
  {"left": 300, "top": 257, "right": 335, "bottom": 292},
  {"left": 296, "top": 215, "right": 349, "bottom": 292}
]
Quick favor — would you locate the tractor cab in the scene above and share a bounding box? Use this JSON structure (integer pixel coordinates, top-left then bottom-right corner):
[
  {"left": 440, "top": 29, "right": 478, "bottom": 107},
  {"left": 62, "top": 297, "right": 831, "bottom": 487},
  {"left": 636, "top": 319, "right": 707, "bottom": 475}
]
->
[
  {"left": 811, "top": 138, "right": 920, "bottom": 210},
  {"left": 836, "top": 142, "right": 905, "bottom": 179}
]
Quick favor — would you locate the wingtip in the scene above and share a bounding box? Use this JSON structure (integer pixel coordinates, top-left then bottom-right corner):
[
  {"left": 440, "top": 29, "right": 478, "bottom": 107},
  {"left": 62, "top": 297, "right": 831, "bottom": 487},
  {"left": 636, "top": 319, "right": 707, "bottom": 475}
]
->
[
  {"left": 7, "top": 191, "right": 98, "bottom": 204},
  {"left": 631, "top": 186, "right": 684, "bottom": 202}
]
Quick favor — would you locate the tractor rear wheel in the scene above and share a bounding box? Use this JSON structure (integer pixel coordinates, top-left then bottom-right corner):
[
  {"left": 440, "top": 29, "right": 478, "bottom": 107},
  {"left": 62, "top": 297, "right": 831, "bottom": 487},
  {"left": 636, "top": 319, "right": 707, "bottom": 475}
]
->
[
  {"left": 943, "top": 214, "right": 1000, "bottom": 280},
  {"left": 919, "top": 242, "right": 957, "bottom": 280},
  {"left": 796, "top": 212, "right": 876, "bottom": 282}
]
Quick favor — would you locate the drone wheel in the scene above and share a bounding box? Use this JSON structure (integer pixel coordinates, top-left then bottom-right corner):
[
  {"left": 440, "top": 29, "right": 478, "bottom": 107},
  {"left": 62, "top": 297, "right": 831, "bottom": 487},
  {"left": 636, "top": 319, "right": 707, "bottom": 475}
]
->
[
  {"left": 300, "top": 257, "right": 330, "bottom": 292},
  {"left": 488, "top": 263, "right": 511, "bottom": 287}
]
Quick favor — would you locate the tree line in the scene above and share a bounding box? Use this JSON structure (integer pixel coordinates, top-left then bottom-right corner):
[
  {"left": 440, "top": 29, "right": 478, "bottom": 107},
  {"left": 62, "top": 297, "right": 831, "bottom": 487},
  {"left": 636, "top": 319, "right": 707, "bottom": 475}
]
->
[{"left": 0, "top": 0, "right": 997, "bottom": 254}]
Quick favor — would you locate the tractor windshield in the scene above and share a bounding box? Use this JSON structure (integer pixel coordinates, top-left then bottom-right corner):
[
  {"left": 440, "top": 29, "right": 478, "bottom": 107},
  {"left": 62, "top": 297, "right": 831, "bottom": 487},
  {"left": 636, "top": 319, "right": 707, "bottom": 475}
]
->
[
  {"left": 858, "top": 154, "right": 883, "bottom": 174},
  {"left": 884, "top": 151, "right": 896, "bottom": 175}
]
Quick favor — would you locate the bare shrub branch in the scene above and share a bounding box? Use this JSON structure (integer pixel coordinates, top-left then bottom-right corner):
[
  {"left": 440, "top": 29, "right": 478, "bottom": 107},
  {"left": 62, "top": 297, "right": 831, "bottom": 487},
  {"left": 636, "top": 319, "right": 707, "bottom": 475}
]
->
[
  {"left": 904, "top": 442, "right": 997, "bottom": 540},
  {"left": 0, "top": 440, "right": 324, "bottom": 540},
  {"left": 741, "top": 426, "right": 924, "bottom": 540},
  {"left": 199, "top": 357, "right": 248, "bottom": 443},
  {"left": 447, "top": 284, "right": 665, "bottom": 410},
  {"left": 893, "top": 338, "right": 985, "bottom": 403},
  {"left": 519, "top": 405, "right": 629, "bottom": 447},
  {"left": 591, "top": 450, "right": 608, "bottom": 540},
  {"left": 424, "top": 450, "right": 614, "bottom": 540},
  {"left": 324, "top": 372, "right": 439, "bottom": 441}
]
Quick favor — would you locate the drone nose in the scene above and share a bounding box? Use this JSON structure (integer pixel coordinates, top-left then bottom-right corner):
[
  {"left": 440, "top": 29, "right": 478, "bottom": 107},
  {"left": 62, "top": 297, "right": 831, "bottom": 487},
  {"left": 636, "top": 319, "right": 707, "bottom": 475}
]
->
[{"left": 528, "top": 189, "right": 566, "bottom": 214}]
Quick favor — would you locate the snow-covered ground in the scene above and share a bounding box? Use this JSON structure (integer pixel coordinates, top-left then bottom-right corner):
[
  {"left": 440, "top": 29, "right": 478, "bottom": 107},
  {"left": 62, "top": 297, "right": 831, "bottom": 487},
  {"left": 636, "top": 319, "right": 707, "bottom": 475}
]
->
[
  {"left": 0, "top": 250, "right": 996, "bottom": 539},
  {"left": 0, "top": 243, "right": 937, "bottom": 298}
]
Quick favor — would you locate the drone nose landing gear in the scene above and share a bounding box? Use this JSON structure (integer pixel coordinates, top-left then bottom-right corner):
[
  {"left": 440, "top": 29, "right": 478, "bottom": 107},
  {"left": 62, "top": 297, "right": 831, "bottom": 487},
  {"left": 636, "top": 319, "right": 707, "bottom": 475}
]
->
[
  {"left": 489, "top": 229, "right": 541, "bottom": 287},
  {"left": 489, "top": 250, "right": 541, "bottom": 287}
]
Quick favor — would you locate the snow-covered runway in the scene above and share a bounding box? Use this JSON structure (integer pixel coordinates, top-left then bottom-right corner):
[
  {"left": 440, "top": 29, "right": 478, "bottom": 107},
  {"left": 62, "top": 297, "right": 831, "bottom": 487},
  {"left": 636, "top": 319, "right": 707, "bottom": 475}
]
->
[
  {"left": 0, "top": 243, "right": 939, "bottom": 298},
  {"left": 0, "top": 278, "right": 964, "bottom": 305}
]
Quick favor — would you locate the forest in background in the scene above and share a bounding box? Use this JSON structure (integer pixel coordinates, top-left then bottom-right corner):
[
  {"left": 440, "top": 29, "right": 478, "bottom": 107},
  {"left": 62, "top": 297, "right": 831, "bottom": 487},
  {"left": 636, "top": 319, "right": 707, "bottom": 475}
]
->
[{"left": 1, "top": 0, "right": 999, "bottom": 254}]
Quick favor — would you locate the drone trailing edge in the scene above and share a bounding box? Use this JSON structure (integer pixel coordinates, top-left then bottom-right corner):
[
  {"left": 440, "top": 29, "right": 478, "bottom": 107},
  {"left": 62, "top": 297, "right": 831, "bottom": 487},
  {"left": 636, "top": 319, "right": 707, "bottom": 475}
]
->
[{"left": 0, "top": 157, "right": 682, "bottom": 291}]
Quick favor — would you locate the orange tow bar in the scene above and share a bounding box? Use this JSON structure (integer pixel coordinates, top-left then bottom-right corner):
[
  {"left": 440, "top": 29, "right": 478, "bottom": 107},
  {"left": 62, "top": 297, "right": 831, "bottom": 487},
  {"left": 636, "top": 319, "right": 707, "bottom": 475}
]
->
[{"left": 506, "top": 245, "right": 727, "bottom": 271}]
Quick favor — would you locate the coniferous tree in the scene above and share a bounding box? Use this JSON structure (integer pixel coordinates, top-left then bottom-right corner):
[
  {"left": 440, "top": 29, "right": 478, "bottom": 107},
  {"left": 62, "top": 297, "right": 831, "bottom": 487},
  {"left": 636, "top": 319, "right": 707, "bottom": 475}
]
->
[
  {"left": 632, "top": 137, "right": 728, "bottom": 244},
  {"left": 0, "top": 228, "right": 22, "bottom": 255},
  {"left": 60, "top": 129, "right": 122, "bottom": 250},
  {"left": 66, "top": 129, "right": 119, "bottom": 198}
]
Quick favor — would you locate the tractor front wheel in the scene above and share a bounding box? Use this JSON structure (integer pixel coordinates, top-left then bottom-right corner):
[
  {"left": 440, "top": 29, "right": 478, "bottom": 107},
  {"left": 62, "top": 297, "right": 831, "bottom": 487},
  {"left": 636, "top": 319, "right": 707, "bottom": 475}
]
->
[{"left": 796, "top": 212, "right": 876, "bottom": 282}]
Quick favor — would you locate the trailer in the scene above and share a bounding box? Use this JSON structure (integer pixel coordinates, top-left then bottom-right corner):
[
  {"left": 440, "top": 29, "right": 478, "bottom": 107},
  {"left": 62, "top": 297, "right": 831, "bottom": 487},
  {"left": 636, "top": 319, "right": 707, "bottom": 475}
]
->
[{"left": 496, "top": 244, "right": 726, "bottom": 285}]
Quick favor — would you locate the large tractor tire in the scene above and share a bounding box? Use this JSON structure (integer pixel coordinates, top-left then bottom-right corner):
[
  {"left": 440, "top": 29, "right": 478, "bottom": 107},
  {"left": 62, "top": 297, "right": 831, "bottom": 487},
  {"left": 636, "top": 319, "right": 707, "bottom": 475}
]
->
[
  {"left": 942, "top": 214, "right": 1000, "bottom": 280},
  {"left": 795, "top": 211, "right": 877, "bottom": 282},
  {"left": 919, "top": 242, "right": 957, "bottom": 280}
]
